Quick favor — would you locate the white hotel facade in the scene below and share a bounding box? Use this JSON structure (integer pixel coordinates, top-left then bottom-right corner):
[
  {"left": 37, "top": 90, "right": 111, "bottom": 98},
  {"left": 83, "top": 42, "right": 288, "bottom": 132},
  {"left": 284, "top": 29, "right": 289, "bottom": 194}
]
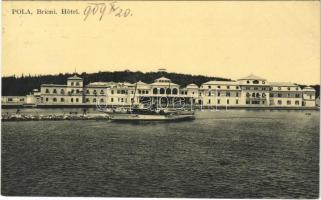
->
[{"left": 2, "top": 74, "right": 317, "bottom": 108}]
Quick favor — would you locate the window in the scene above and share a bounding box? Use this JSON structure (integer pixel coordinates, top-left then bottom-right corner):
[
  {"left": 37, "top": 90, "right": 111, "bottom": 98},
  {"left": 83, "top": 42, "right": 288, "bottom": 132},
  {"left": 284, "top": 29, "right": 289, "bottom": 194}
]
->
[
  {"left": 153, "top": 88, "right": 158, "bottom": 94},
  {"left": 46, "top": 89, "right": 50, "bottom": 93},
  {"left": 100, "top": 90, "right": 104, "bottom": 94},
  {"left": 71, "top": 98, "right": 74, "bottom": 102},
  {"left": 20, "top": 98, "right": 24, "bottom": 101},
  {"left": 227, "top": 99, "right": 230, "bottom": 104},
  {"left": 246, "top": 81, "right": 250, "bottom": 84},
  {"left": 61, "top": 98, "right": 64, "bottom": 102},
  {"left": 111, "top": 90, "right": 114, "bottom": 94},
  {"left": 208, "top": 99, "right": 211, "bottom": 104},
  {"left": 253, "top": 80, "right": 259, "bottom": 84},
  {"left": 46, "top": 98, "right": 49, "bottom": 102},
  {"left": 254, "top": 87, "right": 258, "bottom": 90},
  {"left": 60, "top": 89, "right": 65, "bottom": 94},
  {"left": 146, "top": 91, "right": 149, "bottom": 94},
  {"left": 76, "top": 82, "right": 80, "bottom": 86},
  {"left": 208, "top": 92, "right": 211, "bottom": 96},
  {"left": 277, "top": 93, "right": 282, "bottom": 98},
  {"left": 111, "top": 98, "right": 114, "bottom": 102},
  {"left": 252, "top": 93, "right": 255, "bottom": 97},
  {"left": 71, "top": 82, "right": 74, "bottom": 86},
  {"left": 295, "top": 94, "right": 300, "bottom": 98},
  {"left": 217, "top": 86, "right": 221, "bottom": 89},
  {"left": 278, "top": 87, "right": 281, "bottom": 90},
  {"left": 287, "top": 100, "right": 291, "bottom": 105},
  {"left": 160, "top": 88, "right": 165, "bottom": 94},
  {"left": 217, "top": 92, "right": 220, "bottom": 97},
  {"left": 217, "top": 99, "right": 220, "bottom": 104},
  {"left": 236, "top": 99, "right": 239, "bottom": 104},
  {"left": 76, "top": 89, "right": 80, "bottom": 94},
  {"left": 166, "top": 88, "right": 171, "bottom": 95},
  {"left": 287, "top": 94, "right": 290, "bottom": 97},
  {"left": 53, "top": 89, "right": 57, "bottom": 94},
  {"left": 172, "top": 88, "right": 178, "bottom": 95},
  {"left": 277, "top": 100, "right": 282, "bottom": 105},
  {"left": 246, "top": 100, "right": 250, "bottom": 104},
  {"left": 138, "top": 90, "right": 141, "bottom": 94},
  {"left": 296, "top": 87, "right": 299, "bottom": 91},
  {"left": 100, "top": 98, "right": 104, "bottom": 102},
  {"left": 86, "top": 90, "right": 90, "bottom": 94},
  {"left": 208, "top": 86, "right": 211, "bottom": 89},
  {"left": 86, "top": 98, "right": 89, "bottom": 102},
  {"left": 236, "top": 86, "right": 239, "bottom": 89},
  {"left": 262, "top": 81, "right": 265, "bottom": 84},
  {"left": 287, "top": 87, "right": 291, "bottom": 91},
  {"left": 226, "top": 92, "right": 230, "bottom": 97},
  {"left": 246, "top": 93, "right": 250, "bottom": 97},
  {"left": 8, "top": 98, "right": 12, "bottom": 102},
  {"left": 227, "top": 86, "right": 230, "bottom": 89},
  {"left": 76, "top": 98, "right": 79, "bottom": 102},
  {"left": 93, "top": 90, "right": 97, "bottom": 94},
  {"left": 93, "top": 98, "right": 96, "bottom": 102},
  {"left": 236, "top": 92, "right": 239, "bottom": 97},
  {"left": 295, "top": 100, "right": 300, "bottom": 105}
]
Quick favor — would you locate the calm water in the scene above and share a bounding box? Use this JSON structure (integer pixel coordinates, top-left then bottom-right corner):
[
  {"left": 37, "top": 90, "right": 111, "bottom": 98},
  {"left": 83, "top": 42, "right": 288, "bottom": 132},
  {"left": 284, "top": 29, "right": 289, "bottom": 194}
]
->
[{"left": 1, "top": 110, "right": 319, "bottom": 198}]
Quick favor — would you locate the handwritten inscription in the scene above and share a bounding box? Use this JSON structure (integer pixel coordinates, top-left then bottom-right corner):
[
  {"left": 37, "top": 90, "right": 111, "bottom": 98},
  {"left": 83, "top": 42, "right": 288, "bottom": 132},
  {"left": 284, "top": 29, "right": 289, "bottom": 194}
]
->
[{"left": 83, "top": 1, "right": 133, "bottom": 21}]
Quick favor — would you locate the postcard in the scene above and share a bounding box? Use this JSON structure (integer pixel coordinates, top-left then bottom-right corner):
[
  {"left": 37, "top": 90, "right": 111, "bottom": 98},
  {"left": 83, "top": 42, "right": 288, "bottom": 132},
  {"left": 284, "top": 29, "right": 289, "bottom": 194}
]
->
[{"left": 1, "top": 0, "right": 320, "bottom": 198}]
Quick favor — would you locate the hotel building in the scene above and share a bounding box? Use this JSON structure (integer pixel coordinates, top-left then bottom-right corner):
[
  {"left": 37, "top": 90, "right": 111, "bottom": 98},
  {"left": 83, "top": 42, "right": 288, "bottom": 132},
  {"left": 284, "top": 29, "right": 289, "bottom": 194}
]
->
[{"left": 2, "top": 74, "right": 317, "bottom": 108}]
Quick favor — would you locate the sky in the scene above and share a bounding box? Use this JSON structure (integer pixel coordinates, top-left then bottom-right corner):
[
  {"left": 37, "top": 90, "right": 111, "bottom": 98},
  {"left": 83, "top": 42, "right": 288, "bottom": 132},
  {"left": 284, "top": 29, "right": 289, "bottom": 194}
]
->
[{"left": 2, "top": 1, "right": 320, "bottom": 84}]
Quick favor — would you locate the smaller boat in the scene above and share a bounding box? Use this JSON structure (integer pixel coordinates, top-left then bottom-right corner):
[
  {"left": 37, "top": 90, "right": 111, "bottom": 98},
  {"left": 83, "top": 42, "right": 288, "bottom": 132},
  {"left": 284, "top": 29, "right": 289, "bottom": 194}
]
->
[{"left": 110, "top": 113, "right": 195, "bottom": 122}]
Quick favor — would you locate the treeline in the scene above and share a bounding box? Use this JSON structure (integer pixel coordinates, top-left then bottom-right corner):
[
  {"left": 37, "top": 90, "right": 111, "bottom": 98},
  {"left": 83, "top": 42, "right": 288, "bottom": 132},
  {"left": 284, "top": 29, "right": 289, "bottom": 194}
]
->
[{"left": 1, "top": 71, "right": 231, "bottom": 96}]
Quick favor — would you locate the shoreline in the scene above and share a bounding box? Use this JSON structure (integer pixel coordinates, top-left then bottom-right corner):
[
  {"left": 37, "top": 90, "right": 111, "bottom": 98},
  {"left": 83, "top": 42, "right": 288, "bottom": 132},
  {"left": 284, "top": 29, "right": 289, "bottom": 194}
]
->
[{"left": 2, "top": 104, "right": 319, "bottom": 111}]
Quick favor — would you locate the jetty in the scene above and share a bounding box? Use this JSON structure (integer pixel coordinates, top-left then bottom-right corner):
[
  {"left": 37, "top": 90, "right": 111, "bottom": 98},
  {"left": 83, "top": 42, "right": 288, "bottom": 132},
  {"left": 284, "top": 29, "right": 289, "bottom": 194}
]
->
[{"left": 1, "top": 113, "right": 110, "bottom": 122}]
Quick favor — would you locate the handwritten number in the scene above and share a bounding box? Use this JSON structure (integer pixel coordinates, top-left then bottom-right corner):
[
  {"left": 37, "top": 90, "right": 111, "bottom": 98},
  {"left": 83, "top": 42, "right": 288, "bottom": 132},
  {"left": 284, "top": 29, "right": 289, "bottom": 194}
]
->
[{"left": 83, "top": 1, "right": 132, "bottom": 21}]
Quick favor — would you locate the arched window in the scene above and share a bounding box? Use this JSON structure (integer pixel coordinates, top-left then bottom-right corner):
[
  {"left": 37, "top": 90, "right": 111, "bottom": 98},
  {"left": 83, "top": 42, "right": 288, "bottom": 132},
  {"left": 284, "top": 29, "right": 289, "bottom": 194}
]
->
[
  {"left": 153, "top": 88, "right": 158, "bottom": 94},
  {"left": 86, "top": 90, "right": 90, "bottom": 94},
  {"left": 71, "top": 98, "right": 74, "bottom": 102},
  {"left": 60, "top": 89, "right": 65, "bottom": 94},
  {"left": 76, "top": 82, "right": 80, "bottom": 86},
  {"left": 160, "top": 88, "right": 165, "bottom": 94},
  {"left": 76, "top": 89, "right": 79, "bottom": 94},
  {"left": 60, "top": 98, "right": 64, "bottom": 102},
  {"left": 166, "top": 88, "right": 171, "bottom": 95},
  {"left": 53, "top": 89, "right": 57, "bottom": 94},
  {"left": 172, "top": 88, "right": 178, "bottom": 95},
  {"left": 256, "top": 93, "right": 260, "bottom": 98},
  {"left": 53, "top": 98, "right": 57, "bottom": 102},
  {"left": 45, "top": 89, "right": 50, "bottom": 93},
  {"left": 252, "top": 93, "right": 255, "bottom": 97},
  {"left": 100, "top": 98, "right": 104, "bottom": 102},
  {"left": 93, "top": 98, "right": 96, "bottom": 102},
  {"left": 246, "top": 93, "right": 250, "bottom": 97},
  {"left": 100, "top": 90, "right": 104, "bottom": 94}
]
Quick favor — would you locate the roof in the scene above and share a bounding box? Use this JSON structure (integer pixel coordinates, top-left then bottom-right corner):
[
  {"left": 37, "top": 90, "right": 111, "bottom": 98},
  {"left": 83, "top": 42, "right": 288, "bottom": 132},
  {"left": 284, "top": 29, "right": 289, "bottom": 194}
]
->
[
  {"left": 67, "top": 75, "right": 83, "bottom": 80},
  {"left": 150, "top": 82, "right": 178, "bottom": 86},
  {"left": 238, "top": 74, "right": 266, "bottom": 81},
  {"left": 41, "top": 84, "right": 67, "bottom": 87},
  {"left": 186, "top": 83, "right": 199, "bottom": 89},
  {"left": 270, "top": 82, "right": 298, "bottom": 87},
  {"left": 86, "top": 82, "right": 115, "bottom": 87},
  {"left": 135, "top": 81, "right": 148, "bottom": 85},
  {"left": 155, "top": 76, "right": 171, "bottom": 82},
  {"left": 303, "top": 87, "right": 315, "bottom": 91},
  {"left": 203, "top": 80, "right": 238, "bottom": 85}
]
